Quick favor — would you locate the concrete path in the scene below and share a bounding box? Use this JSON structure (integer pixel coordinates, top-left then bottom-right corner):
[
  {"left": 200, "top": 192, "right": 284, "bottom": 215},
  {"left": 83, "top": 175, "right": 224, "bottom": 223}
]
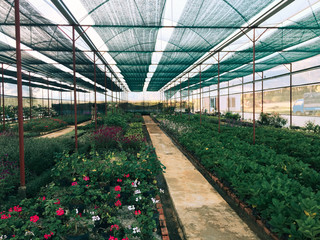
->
[
  {"left": 40, "top": 120, "right": 91, "bottom": 138},
  {"left": 143, "top": 116, "right": 260, "bottom": 240}
]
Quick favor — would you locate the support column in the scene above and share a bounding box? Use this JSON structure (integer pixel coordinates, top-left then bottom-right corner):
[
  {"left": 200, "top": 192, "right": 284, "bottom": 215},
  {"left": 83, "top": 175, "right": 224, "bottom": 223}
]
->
[
  {"left": 242, "top": 77, "right": 244, "bottom": 120},
  {"left": 218, "top": 52, "right": 221, "bottom": 133},
  {"left": 111, "top": 75, "right": 114, "bottom": 114},
  {"left": 104, "top": 66, "right": 107, "bottom": 116},
  {"left": 47, "top": 79, "right": 49, "bottom": 116},
  {"left": 188, "top": 73, "right": 190, "bottom": 120},
  {"left": 2, "top": 63, "right": 5, "bottom": 130},
  {"left": 208, "top": 85, "right": 211, "bottom": 114},
  {"left": 261, "top": 72, "right": 264, "bottom": 113},
  {"left": 60, "top": 83, "right": 62, "bottom": 115},
  {"left": 28, "top": 72, "right": 32, "bottom": 119},
  {"left": 72, "top": 25, "right": 78, "bottom": 149},
  {"left": 290, "top": 63, "right": 293, "bottom": 128},
  {"left": 42, "top": 89, "right": 44, "bottom": 108},
  {"left": 253, "top": 29, "right": 256, "bottom": 145},
  {"left": 179, "top": 78, "right": 182, "bottom": 118},
  {"left": 94, "top": 53, "right": 97, "bottom": 130},
  {"left": 15, "top": 0, "right": 26, "bottom": 195},
  {"left": 227, "top": 81, "right": 230, "bottom": 112},
  {"left": 199, "top": 65, "right": 202, "bottom": 125}
]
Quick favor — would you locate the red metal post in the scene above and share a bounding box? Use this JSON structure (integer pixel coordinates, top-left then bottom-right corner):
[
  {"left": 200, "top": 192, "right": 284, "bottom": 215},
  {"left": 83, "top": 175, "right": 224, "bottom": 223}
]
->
[
  {"left": 94, "top": 53, "right": 97, "bottom": 130},
  {"left": 261, "top": 72, "right": 264, "bottom": 113},
  {"left": 104, "top": 66, "right": 107, "bottom": 116},
  {"left": 290, "top": 63, "right": 292, "bottom": 128},
  {"left": 188, "top": 73, "right": 190, "bottom": 120},
  {"left": 60, "top": 82, "right": 62, "bottom": 115},
  {"left": 208, "top": 85, "right": 211, "bottom": 114},
  {"left": 253, "top": 29, "right": 256, "bottom": 145},
  {"left": 15, "top": 0, "right": 26, "bottom": 193},
  {"left": 218, "top": 52, "right": 221, "bottom": 133},
  {"left": 72, "top": 25, "right": 78, "bottom": 149},
  {"left": 199, "top": 65, "right": 202, "bottom": 125},
  {"left": 111, "top": 75, "right": 114, "bottom": 114},
  {"left": 180, "top": 78, "right": 182, "bottom": 118},
  {"left": 242, "top": 77, "right": 244, "bottom": 119},
  {"left": 28, "top": 72, "right": 32, "bottom": 119},
  {"left": 1, "top": 63, "right": 5, "bottom": 130},
  {"left": 47, "top": 79, "right": 49, "bottom": 116}
]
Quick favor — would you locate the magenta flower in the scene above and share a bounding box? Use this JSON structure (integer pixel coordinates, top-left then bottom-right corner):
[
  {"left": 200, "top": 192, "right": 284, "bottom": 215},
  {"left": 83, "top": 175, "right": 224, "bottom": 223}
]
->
[
  {"left": 117, "top": 179, "right": 122, "bottom": 183},
  {"left": 115, "top": 186, "right": 121, "bottom": 191},
  {"left": 134, "top": 210, "right": 141, "bottom": 215},
  {"left": 1, "top": 214, "right": 11, "bottom": 219},
  {"left": 123, "top": 174, "right": 130, "bottom": 178},
  {"left": 116, "top": 194, "right": 121, "bottom": 199},
  {"left": 56, "top": 208, "right": 64, "bottom": 216},
  {"left": 30, "top": 215, "right": 39, "bottom": 222},
  {"left": 110, "top": 224, "right": 120, "bottom": 231},
  {"left": 71, "top": 182, "right": 78, "bottom": 186},
  {"left": 13, "top": 205, "right": 22, "bottom": 212},
  {"left": 83, "top": 176, "right": 90, "bottom": 181},
  {"left": 122, "top": 237, "right": 129, "bottom": 240},
  {"left": 54, "top": 199, "right": 60, "bottom": 205},
  {"left": 109, "top": 236, "right": 118, "bottom": 240},
  {"left": 115, "top": 200, "right": 122, "bottom": 207}
]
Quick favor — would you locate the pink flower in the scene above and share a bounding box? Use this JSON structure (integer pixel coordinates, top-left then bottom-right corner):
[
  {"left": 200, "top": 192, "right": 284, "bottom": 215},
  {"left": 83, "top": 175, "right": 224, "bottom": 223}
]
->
[
  {"left": 41, "top": 196, "right": 46, "bottom": 201},
  {"left": 114, "top": 186, "right": 121, "bottom": 191},
  {"left": 54, "top": 199, "right": 60, "bottom": 205},
  {"left": 30, "top": 215, "right": 39, "bottom": 222},
  {"left": 1, "top": 214, "right": 11, "bottom": 219},
  {"left": 8, "top": 208, "right": 13, "bottom": 212},
  {"left": 115, "top": 200, "right": 122, "bottom": 207},
  {"left": 134, "top": 210, "right": 141, "bottom": 215},
  {"left": 56, "top": 208, "right": 64, "bottom": 216},
  {"left": 109, "top": 236, "right": 118, "bottom": 240},
  {"left": 116, "top": 194, "right": 121, "bottom": 199},
  {"left": 122, "top": 237, "right": 129, "bottom": 240},
  {"left": 13, "top": 205, "right": 22, "bottom": 212},
  {"left": 71, "top": 182, "right": 78, "bottom": 186},
  {"left": 110, "top": 224, "right": 120, "bottom": 231},
  {"left": 94, "top": 205, "right": 99, "bottom": 209},
  {"left": 83, "top": 176, "right": 90, "bottom": 181},
  {"left": 117, "top": 179, "right": 122, "bottom": 182},
  {"left": 123, "top": 174, "right": 130, "bottom": 178},
  {"left": 44, "top": 234, "right": 51, "bottom": 239}
]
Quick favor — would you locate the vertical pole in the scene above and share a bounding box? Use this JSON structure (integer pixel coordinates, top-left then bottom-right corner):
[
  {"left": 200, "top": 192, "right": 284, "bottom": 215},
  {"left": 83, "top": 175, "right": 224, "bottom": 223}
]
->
[
  {"left": 170, "top": 85, "right": 172, "bottom": 107},
  {"left": 111, "top": 75, "right": 114, "bottom": 114},
  {"left": 290, "top": 63, "right": 292, "bottom": 128},
  {"left": 209, "top": 85, "right": 211, "bottom": 114},
  {"left": 227, "top": 81, "right": 230, "bottom": 112},
  {"left": 180, "top": 78, "right": 182, "bottom": 118},
  {"left": 253, "top": 29, "right": 256, "bottom": 145},
  {"left": 42, "top": 89, "right": 44, "bottom": 107},
  {"left": 15, "top": 0, "right": 26, "bottom": 193},
  {"left": 261, "top": 72, "right": 264, "bottom": 113},
  {"left": 60, "top": 82, "right": 62, "bottom": 115},
  {"left": 94, "top": 53, "right": 97, "bottom": 130},
  {"left": 242, "top": 77, "right": 244, "bottom": 120},
  {"left": 104, "top": 66, "right": 107, "bottom": 116},
  {"left": 218, "top": 52, "right": 221, "bottom": 133},
  {"left": 199, "top": 65, "right": 202, "bottom": 125},
  {"left": 188, "top": 73, "right": 190, "bottom": 120},
  {"left": 28, "top": 72, "right": 32, "bottom": 119},
  {"left": 2, "top": 64, "right": 5, "bottom": 130},
  {"left": 47, "top": 79, "right": 49, "bottom": 116},
  {"left": 72, "top": 25, "right": 78, "bottom": 149}
]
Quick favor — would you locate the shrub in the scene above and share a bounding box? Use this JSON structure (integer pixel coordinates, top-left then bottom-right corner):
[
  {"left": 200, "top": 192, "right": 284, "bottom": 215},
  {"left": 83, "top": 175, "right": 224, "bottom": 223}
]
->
[
  {"left": 224, "top": 112, "right": 241, "bottom": 121},
  {"left": 258, "top": 112, "right": 287, "bottom": 128}
]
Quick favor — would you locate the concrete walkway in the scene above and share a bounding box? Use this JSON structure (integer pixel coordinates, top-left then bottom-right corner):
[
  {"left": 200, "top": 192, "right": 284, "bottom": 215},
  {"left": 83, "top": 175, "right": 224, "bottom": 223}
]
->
[
  {"left": 40, "top": 120, "right": 91, "bottom": 138},
  {"left": 143, "top": 116, "right": 260, "bottom": 240}
]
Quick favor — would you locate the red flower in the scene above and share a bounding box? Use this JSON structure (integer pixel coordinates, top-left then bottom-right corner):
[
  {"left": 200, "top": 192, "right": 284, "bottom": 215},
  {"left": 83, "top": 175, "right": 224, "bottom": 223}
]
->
[
  {"left": 13, "top": 205, "right": 22, "bottom": 212},
  {"left": 117, "top": 179, "right": 122, "bottom": 183},
  {"left": 134, "top": 210, "right": 141, "bottom": 215},
  {"left": 114, "top": 186, "right": 121, "bottom": 191},
  {"left": 54, "top": 199, "right": 60, "bottom": 205},
  {"left": 116, "top": 194, "right": 121, "bottom": 199},
  {"left": 1, "top": 214, "right": 11, "bottom": 219},
  {"left": 83, "top": 176, "right": 90, "bottom": 181},
  {"left": 109, "top": 236, "right": 118, "bottom": 240},
  {"left": 8, "top": 208, "right": 13, "bottom": 212},
  {"left": 110, "top": 224, "right": 120, "bottom": 231},
  {"left": 122, "top": 237, "right": 129, "bottom": 240},
  {"left": 71, "top": 182, "right": 78, "bottom": 186},
  {"left": 40, "top": 196, "right": 46, "bottom": 201},
  {"left": 115, "top": 200, "right": 122, "bottom": 207},
  {"left": 30, "top": 215, "right": 39, "bottom": 222},
  {"left": 123, "top": 174, "right": 130, "bottom": 178},
  {"left": 56, "top": 208, "right": 64, "bottom": 216}
]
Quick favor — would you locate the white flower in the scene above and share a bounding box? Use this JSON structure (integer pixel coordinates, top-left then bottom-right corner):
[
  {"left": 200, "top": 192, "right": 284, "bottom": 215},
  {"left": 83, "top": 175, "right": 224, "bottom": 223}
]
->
[
  {"left": 151, "top": 198, "right": 160, "bottom": 204},
  {"left": 25, "top": 231, "right": 35, "bottom": 236},
  {"left": 160, "top": 189, "right": 164, "bottom": 193},
  {"left": 90, "top": 211, "right": 95, "bottom": 215},
  {"left": 128, "top": 205, "right": 135, "bottom": 211},
  {"left": 132, "top": 179, "right": 140, "bottom": 188},
  {"left": 0, "top": 235, "right": 7, "bottom": 239},
  {"left": 75, "top": 209, "right": 79, "bottom": 214},
  {"left": 134, "top": 189, "right": 141, "bottom": 195},
  {"left": 133, "top": 227, "right": 141, "bottom": 233},
  {"left": 92, "top": 215, "right": 100, "bottom": 221},
  {"left": 135, "top": 196, "right": 142, "bottom": 202}
]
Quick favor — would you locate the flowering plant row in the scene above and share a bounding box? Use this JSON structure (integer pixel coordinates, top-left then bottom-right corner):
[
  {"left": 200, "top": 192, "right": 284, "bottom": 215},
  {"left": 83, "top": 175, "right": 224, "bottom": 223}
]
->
[{"left": 1, "top": 146, "right": 165, "bottom": 240}]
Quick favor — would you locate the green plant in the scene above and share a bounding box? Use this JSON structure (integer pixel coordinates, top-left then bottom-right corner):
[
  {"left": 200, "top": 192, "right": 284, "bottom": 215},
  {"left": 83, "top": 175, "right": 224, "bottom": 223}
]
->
[
  {"left": 258, "top": 112, "right": 287, "bottom": 128},
  {"left": 224, "top": 112, "right": 241, "bottom": 121}
]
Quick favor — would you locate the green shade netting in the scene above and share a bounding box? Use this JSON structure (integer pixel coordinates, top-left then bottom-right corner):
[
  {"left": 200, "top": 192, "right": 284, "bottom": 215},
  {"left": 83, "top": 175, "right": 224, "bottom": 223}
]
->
[
  {"left": 80, "top": 0, "right": 166, "bottom": 91},
  {"left": 147, "top": 0, "right": 277, "bottom": 91},
  {"left": 165, "top": 6, "right": 320, "bottom": 95},
  {"left": 0, "top": 0, "right": 121, "bottom": 92}
]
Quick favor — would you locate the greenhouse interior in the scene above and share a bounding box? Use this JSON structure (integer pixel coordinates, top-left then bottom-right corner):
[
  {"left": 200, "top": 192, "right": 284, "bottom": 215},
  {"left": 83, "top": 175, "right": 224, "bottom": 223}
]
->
[{"left": 1, "top": 0, "right": 320, "bottom": 239}]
